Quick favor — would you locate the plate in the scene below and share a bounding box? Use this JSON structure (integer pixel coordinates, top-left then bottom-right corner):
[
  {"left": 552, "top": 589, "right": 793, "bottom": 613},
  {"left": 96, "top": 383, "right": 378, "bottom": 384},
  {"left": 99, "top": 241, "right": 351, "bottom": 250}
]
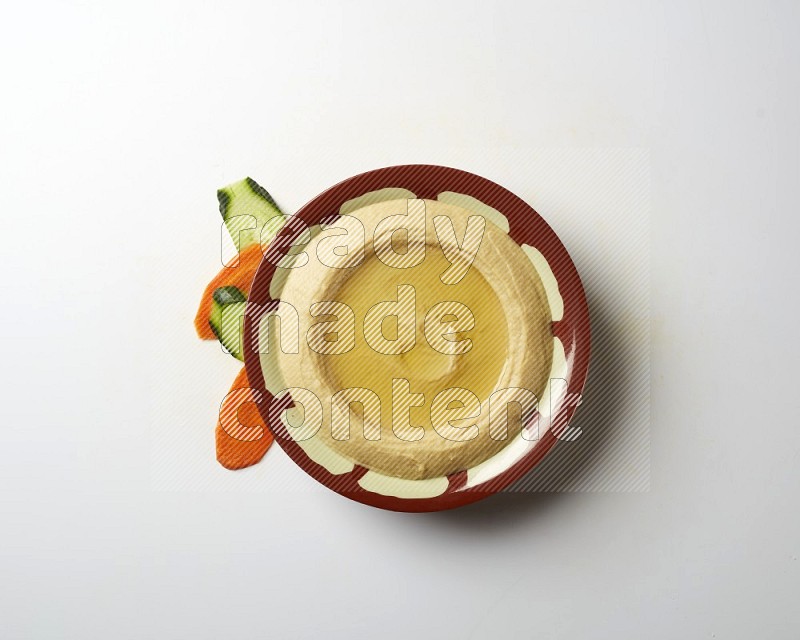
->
[{"left": 243, "top": 165, "right": 590, "bottom": 511}]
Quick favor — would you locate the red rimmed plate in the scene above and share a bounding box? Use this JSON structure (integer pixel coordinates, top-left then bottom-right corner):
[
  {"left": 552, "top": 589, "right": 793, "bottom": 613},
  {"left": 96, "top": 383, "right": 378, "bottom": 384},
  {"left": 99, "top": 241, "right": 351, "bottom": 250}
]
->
[{"left": 243, "top": 165, "right": 590, "bottom": 511}]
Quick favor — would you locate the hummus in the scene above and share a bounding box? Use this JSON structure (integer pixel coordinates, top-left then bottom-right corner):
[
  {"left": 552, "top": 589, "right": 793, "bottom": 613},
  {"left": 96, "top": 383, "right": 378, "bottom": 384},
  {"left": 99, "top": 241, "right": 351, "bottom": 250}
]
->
[{"left": 262, "top": 198, "right": 553, "bottom": 480}]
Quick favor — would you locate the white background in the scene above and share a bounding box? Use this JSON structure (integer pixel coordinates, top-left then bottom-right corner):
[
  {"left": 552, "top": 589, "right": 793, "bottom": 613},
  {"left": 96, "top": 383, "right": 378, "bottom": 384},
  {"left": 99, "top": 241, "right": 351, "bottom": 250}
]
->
[{"left": 2, "top": 1, "right": 799, "bottom": 638}]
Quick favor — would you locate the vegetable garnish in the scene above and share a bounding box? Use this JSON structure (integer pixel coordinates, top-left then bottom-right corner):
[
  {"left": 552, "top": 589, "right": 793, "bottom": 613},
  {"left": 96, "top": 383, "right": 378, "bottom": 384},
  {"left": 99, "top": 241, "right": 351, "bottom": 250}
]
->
[{"left": 195, "top": 177, "right": 285, "bottom": 469}]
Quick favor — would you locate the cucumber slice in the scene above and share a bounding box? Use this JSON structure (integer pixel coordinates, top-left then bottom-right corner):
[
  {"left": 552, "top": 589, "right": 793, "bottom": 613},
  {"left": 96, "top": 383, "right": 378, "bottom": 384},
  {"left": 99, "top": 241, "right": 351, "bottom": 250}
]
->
[
  {"left": 218, "top": 177, "right": 285, "bottom": 252},
  {"left": 209, "top": 286, "right": 247, "bottom": 361}
]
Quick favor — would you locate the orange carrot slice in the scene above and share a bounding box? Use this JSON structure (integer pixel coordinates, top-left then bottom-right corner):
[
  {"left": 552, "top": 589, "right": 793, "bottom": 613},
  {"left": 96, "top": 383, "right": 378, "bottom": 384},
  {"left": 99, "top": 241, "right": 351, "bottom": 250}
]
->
[
  {"left": 215, "top": 367, "right": 274, "bottom": 470},
  {"left": 194, "top": 244, "right": 264, "bottom": 340}
]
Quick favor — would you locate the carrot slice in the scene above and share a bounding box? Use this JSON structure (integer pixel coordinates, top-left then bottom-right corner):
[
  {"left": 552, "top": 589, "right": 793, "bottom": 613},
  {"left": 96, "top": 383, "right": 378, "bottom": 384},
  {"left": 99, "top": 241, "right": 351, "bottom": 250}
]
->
[
  {"left": 215, "top": 367, "right": 274, "bottom": 470},
  {"left": 194, "top": 244, "right": 264, "bottom": 340}
]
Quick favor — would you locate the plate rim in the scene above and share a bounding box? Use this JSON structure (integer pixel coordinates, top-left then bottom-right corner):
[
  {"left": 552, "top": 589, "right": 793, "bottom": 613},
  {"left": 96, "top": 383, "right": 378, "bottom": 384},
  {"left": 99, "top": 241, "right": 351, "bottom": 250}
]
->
[{"left": 243, "top": 164, "right": 591, "bottom": 512}]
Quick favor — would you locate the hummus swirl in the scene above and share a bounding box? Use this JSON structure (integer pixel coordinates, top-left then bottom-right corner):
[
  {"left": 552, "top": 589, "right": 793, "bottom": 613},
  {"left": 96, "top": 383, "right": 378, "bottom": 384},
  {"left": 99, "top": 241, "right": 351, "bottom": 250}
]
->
[{"left": 265, "top": 198, "right": 553, "bottom": 480}]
